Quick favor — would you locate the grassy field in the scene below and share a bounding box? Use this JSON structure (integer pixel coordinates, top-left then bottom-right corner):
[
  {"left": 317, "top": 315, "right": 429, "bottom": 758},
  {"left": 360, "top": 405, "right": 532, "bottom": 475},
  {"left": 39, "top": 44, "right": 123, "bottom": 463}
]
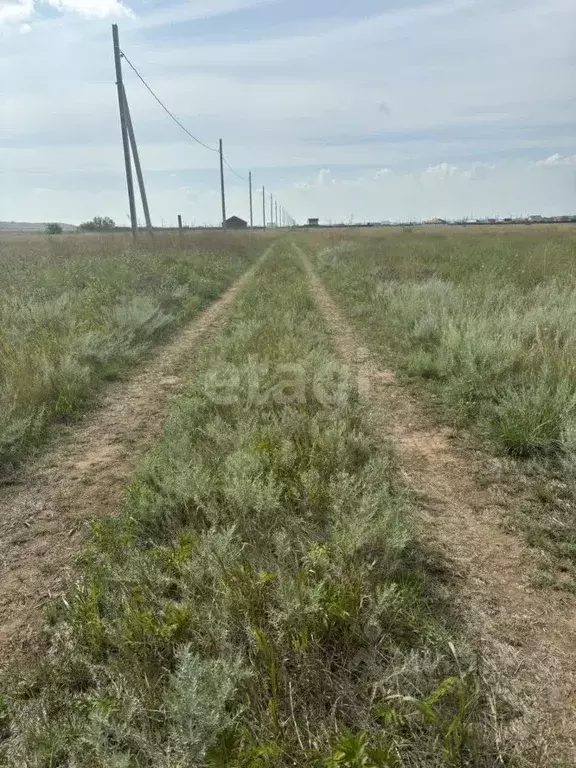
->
[
  {"left": 305, "top": 225, "right": 576, "bottom": 582},
  {"left": 0, "top": 231, "right": 258, "bottom": 475},
  {"left": 2, "top": 243, "right": 503, "bottom": 767}
]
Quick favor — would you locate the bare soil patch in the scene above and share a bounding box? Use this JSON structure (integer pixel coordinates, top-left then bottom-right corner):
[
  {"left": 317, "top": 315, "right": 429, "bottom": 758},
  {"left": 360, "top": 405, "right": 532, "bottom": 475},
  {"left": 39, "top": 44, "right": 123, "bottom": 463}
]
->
[
  {"left": 299, "top": 246, "right": 576, "bottom": 765},
  {"left": 0, "top": 263, "right": 258, "bottom": 666}
]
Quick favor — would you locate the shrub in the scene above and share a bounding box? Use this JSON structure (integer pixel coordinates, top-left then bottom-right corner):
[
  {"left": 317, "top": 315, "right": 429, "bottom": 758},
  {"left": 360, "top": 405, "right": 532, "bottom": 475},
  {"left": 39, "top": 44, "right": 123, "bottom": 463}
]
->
[
  {"left": 1, "top": 245, "right": 501, "bottom": 766},
  {"left": 79, "top": 216, "right": 116, "bottom": 231}
]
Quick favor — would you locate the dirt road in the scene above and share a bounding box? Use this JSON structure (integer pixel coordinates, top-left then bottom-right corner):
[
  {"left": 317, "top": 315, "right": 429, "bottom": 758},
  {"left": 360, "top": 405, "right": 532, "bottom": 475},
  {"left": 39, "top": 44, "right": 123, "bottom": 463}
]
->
[
  {"left": 298, "top": 244, "right": 576, "bottom": 765},
  {"left": 0, "top": 255, "right": 264, "bottom": 665}
]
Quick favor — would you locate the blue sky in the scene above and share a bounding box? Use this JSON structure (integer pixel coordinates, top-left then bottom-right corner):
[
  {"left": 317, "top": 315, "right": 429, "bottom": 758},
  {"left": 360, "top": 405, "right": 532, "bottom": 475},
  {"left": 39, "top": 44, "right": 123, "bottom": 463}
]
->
[{"left": 1, "top": 0, "right": 575, "bottom": 224}]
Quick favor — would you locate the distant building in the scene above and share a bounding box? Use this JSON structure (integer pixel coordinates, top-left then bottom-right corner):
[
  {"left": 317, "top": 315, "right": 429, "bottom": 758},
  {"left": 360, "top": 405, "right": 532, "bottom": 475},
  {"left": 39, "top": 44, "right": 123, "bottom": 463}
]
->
[
  {"left": 307, "top": 217, "right": 320, "bottom": 227},
  {"left": 529, "top": 215, "right": 543, "bottom": 222},
  {"left": 226, "top": 215, "right": 248, "bottom": 229}
]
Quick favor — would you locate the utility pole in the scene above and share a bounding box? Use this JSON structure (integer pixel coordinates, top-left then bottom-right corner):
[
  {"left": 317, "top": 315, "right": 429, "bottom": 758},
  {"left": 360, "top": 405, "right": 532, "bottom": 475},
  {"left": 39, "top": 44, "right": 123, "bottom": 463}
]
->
[
  {"left": 262, "top": 186, "right": 266, "bottom": 230},
  {"left": 121, "top": 85, "right": 153, "bottom": 237},
  {"left": 178, "top": 214, "right": 183, "bottom": 235},
  {"left": 249, "top": 171, "right": 253, "bottom": 229},
  {"left": 270, "top": 193, "right": 273, "bottom": 227},
  {"left": 112, "top": 24, "right": 137, "bottom": 240},
  {"left": 275, "top": 201, "right": 278, "bottom": 228},
  {"left": 219, "top": 138, "right": 227, "bottom": 229}
]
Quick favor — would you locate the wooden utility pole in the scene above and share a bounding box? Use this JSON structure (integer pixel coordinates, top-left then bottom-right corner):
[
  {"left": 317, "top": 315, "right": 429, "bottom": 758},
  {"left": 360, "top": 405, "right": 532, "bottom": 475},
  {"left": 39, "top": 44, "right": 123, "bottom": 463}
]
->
[
  {"left": 262, "top": 186, "right": 266, "bottom": 230},
  {"left": 178, "top": 214, "right": 183, "bottom": 234},
  {"left": 112, "top": 24, "right": 137, "bottom": 240},
  {"left": 249, "top": 171, "right": 253, "bottom": 229},
  {"left": 122, "top": 85, "right": 153, "bottom": 237},
  {"left": 219, "top": 138, "right": 227, "bottom": 229}
]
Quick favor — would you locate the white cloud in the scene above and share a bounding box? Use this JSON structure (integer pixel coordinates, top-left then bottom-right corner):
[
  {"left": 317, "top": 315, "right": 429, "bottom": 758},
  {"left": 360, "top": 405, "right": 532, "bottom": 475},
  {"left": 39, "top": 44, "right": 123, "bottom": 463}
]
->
[
  {"left": 536, "top": 153, "right": 576, "bottom": 167},
  {"left": 45, "top": 0, "right": 131, "bottom": 18},
  {"left": 0, "top": 0, "right": 33, "bottom": 25},
  {"left": 424, "top": 162, "right": 458, "bottom": 179},
  {"left": 461, "top": 162, "right": 496, "bottom": 180},
  {"left": 422, "top": 162, "right": 497, "bottom": 181},
  {"left": 0, "top": 0, "right": 130, "bottom": 25},
  {"left": 1, "top": 0, "right": 575, "bottom": 224}
]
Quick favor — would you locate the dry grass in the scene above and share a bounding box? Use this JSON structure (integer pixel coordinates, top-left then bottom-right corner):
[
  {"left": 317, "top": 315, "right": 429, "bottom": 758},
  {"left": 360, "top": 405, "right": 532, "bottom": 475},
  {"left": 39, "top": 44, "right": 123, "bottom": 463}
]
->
[
  {"left": 1, "top": 242, "right": 504, "bottom": 767},
  {"left": 298, "top": 244, "right": 576, "bottom": 765},
  {"left": 306, "top": 226, "right": 576, "bottom": 586},
  {"left": 0, "top": 231, "right": 258, "bottom": 475}
]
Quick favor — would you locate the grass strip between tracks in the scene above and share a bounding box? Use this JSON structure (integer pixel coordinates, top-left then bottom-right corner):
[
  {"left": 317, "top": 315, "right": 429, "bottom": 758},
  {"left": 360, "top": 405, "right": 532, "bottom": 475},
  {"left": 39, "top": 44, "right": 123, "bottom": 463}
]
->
[{"left": 2, "top": 243, "right": 502, "bottom": 766}]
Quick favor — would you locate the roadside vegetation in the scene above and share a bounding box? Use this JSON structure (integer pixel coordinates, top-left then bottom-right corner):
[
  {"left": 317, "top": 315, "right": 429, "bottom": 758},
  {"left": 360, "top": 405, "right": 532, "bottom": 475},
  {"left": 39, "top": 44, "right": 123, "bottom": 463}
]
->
[
  {"left": 306, "top": 226, "right": 576, "bottom": 585},
  {"left": 0, "top": 231, "right": 257, "bottom": 475},
  {"left": 2, "top": 245, "right": 505, "bottom": 766}
]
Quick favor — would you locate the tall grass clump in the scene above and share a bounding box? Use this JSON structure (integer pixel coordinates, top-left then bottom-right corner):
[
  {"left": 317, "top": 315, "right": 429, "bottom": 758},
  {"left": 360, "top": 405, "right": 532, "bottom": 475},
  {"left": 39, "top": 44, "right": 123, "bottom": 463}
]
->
[
  {"left": 1, "top": 246, "right": 504, "bottom": 766},
  {"left": 309, "top": 226, "right": 576, "bottom": 577},
  {"left": 0, "top": 231, "right": 257, "bottom": 472},
  {"left": 310, "top": 227, "right": 576, "bottom": 460}
]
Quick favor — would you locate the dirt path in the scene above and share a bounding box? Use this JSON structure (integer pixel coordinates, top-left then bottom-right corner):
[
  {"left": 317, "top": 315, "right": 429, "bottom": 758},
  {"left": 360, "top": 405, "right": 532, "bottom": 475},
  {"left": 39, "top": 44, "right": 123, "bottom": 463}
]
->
[
  {"left": 297, "top": 245, "right": 576, "bottom": 765},
  {"left": 0, "top": 256, "right": 263, "bottom": 666}
]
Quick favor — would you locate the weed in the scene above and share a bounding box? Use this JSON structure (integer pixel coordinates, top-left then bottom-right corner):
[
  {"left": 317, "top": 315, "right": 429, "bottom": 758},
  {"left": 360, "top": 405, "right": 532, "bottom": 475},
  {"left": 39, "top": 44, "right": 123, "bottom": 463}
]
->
[
  {"left": 0, "top": 231, "right": 257, "bottom": 472},
  {"left": 1, "top": 243, "right": 503, "bottom": 765},
  {"left": 309, "top": 226, "right": 576, "bottom": 579}
]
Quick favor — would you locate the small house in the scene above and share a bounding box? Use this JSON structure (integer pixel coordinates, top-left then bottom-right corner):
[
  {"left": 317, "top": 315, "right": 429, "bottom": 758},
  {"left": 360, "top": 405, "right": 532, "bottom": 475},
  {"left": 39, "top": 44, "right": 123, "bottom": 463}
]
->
[
  {"left": 307, "top": 218, "right": 320, "bottom": 227},
  {"left": 226, "top": 215, "right": 248, "bottom": 229}
]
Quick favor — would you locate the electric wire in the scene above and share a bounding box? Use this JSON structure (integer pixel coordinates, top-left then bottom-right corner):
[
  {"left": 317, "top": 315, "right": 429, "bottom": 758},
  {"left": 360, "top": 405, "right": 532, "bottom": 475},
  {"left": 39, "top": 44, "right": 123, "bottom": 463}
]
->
[
  {"left": 120, "top": 51, "right": 219, "bottom": 154},
  {"left": 121, "top": 48, "right": 293, "bottom": 223}
]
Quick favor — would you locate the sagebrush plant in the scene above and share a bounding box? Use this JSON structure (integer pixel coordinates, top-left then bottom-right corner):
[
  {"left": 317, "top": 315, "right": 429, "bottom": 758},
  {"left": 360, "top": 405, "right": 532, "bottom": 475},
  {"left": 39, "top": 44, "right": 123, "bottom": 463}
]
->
[
  {"left": 1, "top": 245, "right": 505, "bottom": 765},
  {"left": 307, "top": 227, "right": 576, "bottom": 457},
  {"left": 306, "top": 226, "right": 576, "bottom": 580},
  {"left": 0, "top": 231, "right": 257, "bottom": 472}
]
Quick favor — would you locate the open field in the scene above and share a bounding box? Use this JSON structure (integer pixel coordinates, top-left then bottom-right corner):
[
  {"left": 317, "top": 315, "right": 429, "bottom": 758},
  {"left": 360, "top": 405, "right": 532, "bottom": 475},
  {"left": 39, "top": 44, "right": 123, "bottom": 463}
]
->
[
  {"left": 306, "top": 226, "right": 576, "bottom": 586},
  {"left": 2, "top": 241, "right": 507, "bottom": 767},
  {"left": 0, "top": 231, "right": 259, "bottom": 475},
  {"left": 1, "top": 228, "right": 575, "bottom": 765},
  {"left": 305, "top": 224, "right": 576, "bottom": 458}
]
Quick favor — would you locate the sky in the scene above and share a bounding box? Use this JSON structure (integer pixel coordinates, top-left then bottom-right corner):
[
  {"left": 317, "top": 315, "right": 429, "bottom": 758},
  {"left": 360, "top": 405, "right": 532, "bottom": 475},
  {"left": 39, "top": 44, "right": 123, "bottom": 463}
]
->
[{"left": 1, "top": 0, "right": 575, "bottom": 225}]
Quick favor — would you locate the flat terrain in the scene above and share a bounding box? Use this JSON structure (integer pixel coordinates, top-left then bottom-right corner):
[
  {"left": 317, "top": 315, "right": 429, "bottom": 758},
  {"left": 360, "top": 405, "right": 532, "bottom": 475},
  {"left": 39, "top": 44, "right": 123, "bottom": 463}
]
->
[
  {"left": 298, "top": 241, "right": 576, "bottom": 763},
  {"left": 0, "top": 252, "right": 265, "bottom": 664},
  {"left": 308, "top": 225, "right": 576, "bottom": 589},
  {"left": 1, "top": 227, "right": 575, "bottom": 765},
  {"left": 0, "top": 231, "right": 258, "bottom": 474}
]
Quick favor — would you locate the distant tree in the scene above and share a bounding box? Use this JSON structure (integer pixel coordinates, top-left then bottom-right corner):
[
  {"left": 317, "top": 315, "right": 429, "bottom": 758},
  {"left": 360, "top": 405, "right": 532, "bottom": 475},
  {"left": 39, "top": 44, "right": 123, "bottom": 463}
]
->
[
  {"left": 79, "top": 216, "right": 116, "bottom": 232},
  {"left": 45, "top": 222, "right": 63, "bottom": 235}
]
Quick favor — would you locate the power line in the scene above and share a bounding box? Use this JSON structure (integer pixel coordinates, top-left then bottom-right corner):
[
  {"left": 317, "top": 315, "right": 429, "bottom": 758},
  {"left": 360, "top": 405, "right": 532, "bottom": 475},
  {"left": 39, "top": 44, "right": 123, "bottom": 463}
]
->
[
  {"left": 223, "top": 156, "right": 247, "bottom": 182},
  {"left": 120, "top": 51, "right": 219, "bottom": 154},
  {"left": 122, "top": 50, "right": 248, "bottom": 182},
  {"left": 118, "top": 41, "right": 297, "bottom": 226}
]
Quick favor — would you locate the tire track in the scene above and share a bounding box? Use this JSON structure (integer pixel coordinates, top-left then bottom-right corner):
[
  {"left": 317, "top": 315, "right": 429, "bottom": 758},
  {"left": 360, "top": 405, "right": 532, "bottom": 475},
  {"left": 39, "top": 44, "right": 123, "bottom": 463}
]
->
[
  {"left": 0, "top": 250, "right": 269, "bottom": 665},
  {"left": 296, "top": 243, "right": 576, "bottom": 765}
]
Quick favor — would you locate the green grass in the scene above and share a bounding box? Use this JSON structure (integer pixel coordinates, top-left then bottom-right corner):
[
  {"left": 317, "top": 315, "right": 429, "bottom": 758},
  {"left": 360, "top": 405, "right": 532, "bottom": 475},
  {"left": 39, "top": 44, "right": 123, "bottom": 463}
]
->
[
  {"left": 304, "top": 226, "right": 576, "bottom": 583},
  {"left": 1, "top": 244, "right": 505, "bottom": 766},
  {"left": 0, "top": 231, "right": 258, "bottom": 474}
]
